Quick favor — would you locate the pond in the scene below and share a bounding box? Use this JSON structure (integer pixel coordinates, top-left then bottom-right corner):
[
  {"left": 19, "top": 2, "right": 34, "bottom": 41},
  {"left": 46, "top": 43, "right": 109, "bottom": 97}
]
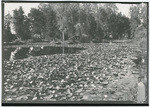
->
[
  {"left": 3, "top": 43, "right": 148, "bottom": 102},
  {"left": 3, "top": 46, "right": 86, "bottom": 61}
]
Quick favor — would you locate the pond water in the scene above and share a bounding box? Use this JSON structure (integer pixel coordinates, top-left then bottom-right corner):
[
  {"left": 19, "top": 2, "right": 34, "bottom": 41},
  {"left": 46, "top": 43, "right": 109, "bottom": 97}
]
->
[{"left": 3, "top": 46, "right": 86, "bottom": 61}]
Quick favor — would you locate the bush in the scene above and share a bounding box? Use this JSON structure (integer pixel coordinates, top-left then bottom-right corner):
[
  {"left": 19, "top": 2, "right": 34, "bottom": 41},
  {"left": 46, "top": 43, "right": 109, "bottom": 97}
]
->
[
  {"left": 32, "top": 34, "right": 43, "bottom": 42},
  {"left": 132, "top": 26, "right": 147, "bottom": 49},
  {"left": 80, "top": 34, "right": 90, "bottom": 43}
]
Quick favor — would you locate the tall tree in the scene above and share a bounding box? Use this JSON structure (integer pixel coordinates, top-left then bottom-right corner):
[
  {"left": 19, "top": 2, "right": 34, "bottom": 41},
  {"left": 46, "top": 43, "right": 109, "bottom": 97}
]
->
[
  {"left": 100, "top": 3, "right": 118, "bottom": 39},
  {"left": 39, "top": 4, "right": 60, "bottom": 40},
  {"left": 23, "top": 16, "right": 31, "bottom": 40},
  {"left": 28, "top": 8, "right": 46, "bottom": 36},
  {"left": 129, "top": 5, "right": 141, "bottom": 38},
  {"left": 4, "top": 13, "right": 14, "bottom": 42},
  {"left": 54, "top": 3, "right": 70, "bottom": 41},
  {"left": 108, "top": 13, "right": 131, "bottom": 39},
  {"left": 66, "top": 3, "right": 80, "bottom": 39},
  {"left": 89, "top": 4, "right": 105, "bottom": 42},
  {"left": 139, "top": 3, "right": 147, "bottom": 28},
  {"left": 13, "top": 6, "right": 31, "bottom": 40}
]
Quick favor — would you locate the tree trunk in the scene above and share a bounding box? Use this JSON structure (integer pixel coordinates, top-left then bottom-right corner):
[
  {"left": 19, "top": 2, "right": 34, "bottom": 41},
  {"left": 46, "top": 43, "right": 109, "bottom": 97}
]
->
[{"left": 62, "top": 31, "right": 64, "bottom": 54}]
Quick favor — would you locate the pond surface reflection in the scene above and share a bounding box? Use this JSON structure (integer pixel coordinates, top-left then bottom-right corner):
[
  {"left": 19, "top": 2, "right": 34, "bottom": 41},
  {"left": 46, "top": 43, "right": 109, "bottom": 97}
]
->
[{"left": 3, "top": 46, "right": 85, "bottom": 61}]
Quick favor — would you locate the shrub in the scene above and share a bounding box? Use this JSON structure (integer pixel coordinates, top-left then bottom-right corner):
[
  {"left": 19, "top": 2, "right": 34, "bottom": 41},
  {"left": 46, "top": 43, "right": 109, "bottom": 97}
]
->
[{"left": 32, "top": 34, "right": 43, "bottom": 42}]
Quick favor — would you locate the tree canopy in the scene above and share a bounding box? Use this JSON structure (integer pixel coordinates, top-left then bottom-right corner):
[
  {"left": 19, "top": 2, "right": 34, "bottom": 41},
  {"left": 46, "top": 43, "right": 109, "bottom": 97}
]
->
[
  {"left": 13, "top": 6, "right": 31, "bottom": 40},
  {"left": 3, "top": 3, "right": 147, "bottom": 43}
]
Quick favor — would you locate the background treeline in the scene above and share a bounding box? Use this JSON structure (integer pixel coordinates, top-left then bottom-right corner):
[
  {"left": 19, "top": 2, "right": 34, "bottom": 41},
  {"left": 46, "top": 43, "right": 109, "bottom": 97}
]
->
[{"left": 3, "top": 3, "right": 147, "bottom": 43}]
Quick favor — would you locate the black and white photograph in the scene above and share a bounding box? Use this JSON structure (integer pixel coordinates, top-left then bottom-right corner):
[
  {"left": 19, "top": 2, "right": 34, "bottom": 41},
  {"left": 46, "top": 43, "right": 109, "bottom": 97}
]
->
[{"left": 2, "top": 0, "right": 149, "bottom": 106}]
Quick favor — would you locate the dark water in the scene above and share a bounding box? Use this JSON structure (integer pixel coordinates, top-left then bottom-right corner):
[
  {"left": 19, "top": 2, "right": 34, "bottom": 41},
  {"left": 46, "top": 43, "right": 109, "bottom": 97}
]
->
[{"left": 3, "top": 46, "right": 85, "bottom": 61}]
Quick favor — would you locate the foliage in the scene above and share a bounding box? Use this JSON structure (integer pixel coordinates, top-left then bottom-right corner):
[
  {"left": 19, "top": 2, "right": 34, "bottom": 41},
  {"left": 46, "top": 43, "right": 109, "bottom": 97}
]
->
[
  {"left": 129, "top": 3, "right": 147, "bottom": 38},
  {"left": 129, "top": 5, "right": 140, "bottom": 38},
  {"left": 32, "top": 34, "right": 43, "bottom": 42},
  {"left": 9, "top": 3, "right": 147, "bottom": 42},
  {"left": 28, "top": 8, "right": 46, "bottom": 35},
  {"left": 140, "top": 4, "right": 147, "bottom": 28},
  {"left": 39, "top": 4, "right": 60, "bottom": 40},
  {"left": 108, "top": 13, "right": 131, "bottom": 39},
  {"left": 13, "top": 7, "right": 31, "bottom": 40},
  {"left": 3, "top": 13, "right": 15, "bottom": 42},
  {"left": 3, "top": 42, "right": 147, "bottom": 101}
]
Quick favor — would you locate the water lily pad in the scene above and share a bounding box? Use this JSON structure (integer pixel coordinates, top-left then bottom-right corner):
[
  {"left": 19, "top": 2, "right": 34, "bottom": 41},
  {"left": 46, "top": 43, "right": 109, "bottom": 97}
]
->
[
  {"left": 102, "top": 82, "right": 109, "bottom": 85},
  {"left": 132, "top": 71, "right": 139, "bottom": 74},
  {"left": 6, "top": 98, "right": 12, "bottom": 101},
  {"left": 115, "top": 92, "right": 124, "bottom": 96},
  {"left": 32, "top": 97, "right": 37, "bottom": 100},
  {"left": 111, "top": 95, "right": 118, "bottom": 99},
  {"left": 76, "top": 88, "right": 83, "bottom": 93},
  {"left": 16, "top": 95, "right": 28, "bottom": 101},
  {"left": 130, "top": 56, "right": 138, "bottom": 60}
]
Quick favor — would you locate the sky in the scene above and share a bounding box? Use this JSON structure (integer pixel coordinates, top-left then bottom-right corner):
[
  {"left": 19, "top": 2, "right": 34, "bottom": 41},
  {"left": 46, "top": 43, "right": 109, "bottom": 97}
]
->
[
  {"left": 4, "top": 3, "right": 40, "bottom": 16},
  {"left": 4, "top": 3, "right": 132, "bottom": 17},
  {"left": 116, "top": 4, "right": 131, "bottom": 17}
]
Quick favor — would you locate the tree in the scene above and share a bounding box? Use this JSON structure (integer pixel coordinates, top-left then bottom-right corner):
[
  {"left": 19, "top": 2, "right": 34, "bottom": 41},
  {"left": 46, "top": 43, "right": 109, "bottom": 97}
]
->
[
  {"left": 89, "top": 4, "right": 105, "bottom": 42},
  {"left": 23, "top": 16, "right": 31, "bottom": 40},
  {"left": 3, "top": 13, "right": 14, "bottom": 42},
  {"left": 98, "top": 3, "right": 118, "bottom": 39},
  {"left": 108, "top": 13, "right": 131, "bottom": 39},
  {"left": 139, "top": 3, "right": 147, "bottom": 28},
  {"left": 129, "top": 5, "right": 141, "bottom": 38},
  {"left": 28, "top": 8, "right": 46, "bottom": 36},
  {"left": 54, "top": 3, "right": 71, "bottom": 41},
  {"left": 39, "top": 4, "right": 60, "bottom": 41},
  {"left": 66, "top": 3, "right": 80, "bottom": 40},
  {"left": 104, "top": 3, "right": 118, "bottom": 13},
  {"left": 13, "top": 6, "right": 31, "bottom": 40},
  {"left": 11, "top": 3, "right": 136, "bottom": 43}
]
